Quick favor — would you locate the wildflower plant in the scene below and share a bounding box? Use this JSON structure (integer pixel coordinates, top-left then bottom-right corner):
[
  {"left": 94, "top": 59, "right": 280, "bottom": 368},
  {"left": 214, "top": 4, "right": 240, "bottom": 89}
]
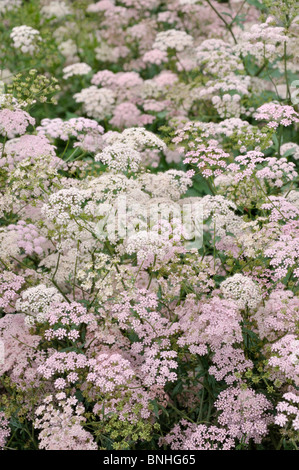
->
[{"left": 0, "top": 0, "right": 298, "bottom": 452}]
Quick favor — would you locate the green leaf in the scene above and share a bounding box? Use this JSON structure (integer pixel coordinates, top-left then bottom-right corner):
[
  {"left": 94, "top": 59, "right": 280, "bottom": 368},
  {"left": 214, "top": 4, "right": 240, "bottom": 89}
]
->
[
  {"left": 282, "top": 148, "right": 296, "bottom": 157},
  {"left": 150, "top": 400, "right": 160, "bottom": 419},
  {"left": 221, "top": 12, "right": 233, "bottom": 19},
  {"left": 272, "top": 133, "right": 279, "bottom": 150},
  {"left": 172, "top": 381, "right": 183, "bottom": 395},
  {"left": 10, "top": 416, "right": 24, "bottom": 430}
]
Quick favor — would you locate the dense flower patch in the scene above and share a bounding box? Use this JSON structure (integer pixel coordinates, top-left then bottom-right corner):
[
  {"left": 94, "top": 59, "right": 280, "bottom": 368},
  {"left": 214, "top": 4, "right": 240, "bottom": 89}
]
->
[{"left": 0, "top": 0, "right": 299, "bottom": 451}]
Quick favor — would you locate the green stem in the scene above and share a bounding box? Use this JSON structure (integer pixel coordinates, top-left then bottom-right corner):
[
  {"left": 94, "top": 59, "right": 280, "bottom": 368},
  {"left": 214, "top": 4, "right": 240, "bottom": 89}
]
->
[{"left": 283, "top": 40, "right": 291, "bottom": 103}]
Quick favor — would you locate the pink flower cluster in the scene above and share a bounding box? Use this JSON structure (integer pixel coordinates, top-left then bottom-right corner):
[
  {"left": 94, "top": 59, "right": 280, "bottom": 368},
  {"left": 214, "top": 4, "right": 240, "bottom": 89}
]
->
[
  {"left": 0, "top": 271, "right": 25, "bottom": 313},
  {"left": 275, "top": 393, "right": 299, "bottom": 431},
  {"left": 0, "top": 135, "right": 56, "bottom": 170},
  {"left": 43, "top": 302, "right": 95, "bottom": 342},
  {"left": 161, "top": 420, "right": 235, "bottom": 451},
  {"left": 176, "top": 296, "right": 243, "bottom": 355},
  {"left": 183, "top": 140, "right": 230, "bottom": 178},
  {"left": 0, "top": 413, "right": 10, "bottom": 450},
  {"left": 86, "top": 353, "right": 135, "bottom": 392},
  {"left": 112, "top": 289, "right": 179, "bottom": 348},
  {"left": 34, "top": 394, "right": 97, "bottom": 450},
  {"left": 255, "top": 289, "right": 299, "bottom": 341},
  {"left": 268, "top": 335, "right": 299, "bottom": 385},
  {"left": 183, "top": 424, "right": 235, "bottom": 451},
  {"left": 38, "top": 350, "right": 136, "bottom": 393},
  {"left": 209, "top": 345, "right": 253, "bottom": 385},
  {"left": 265, "top": 221, "right": 299, "bottom": 279},
  {"left": 0, "top": 313, "right": 41, "bottom": 376},
  {"left": 109, "top": 102, "right": 155, "bottom": 129},
  {"left": 112, "top": 290, "right": 179, "bottom": 385},
  {"left": 37, "top": 117, "right": 104, "bottom": 147},
  {"left": 37, "top": 351, "right": 87, "bottom": 384},
  {"left": 255, "top": 103, "right": 299, "bottom": 129}
]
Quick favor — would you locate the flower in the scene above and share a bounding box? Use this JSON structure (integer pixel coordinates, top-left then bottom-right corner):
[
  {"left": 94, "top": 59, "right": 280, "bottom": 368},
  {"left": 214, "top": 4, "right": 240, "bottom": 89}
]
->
[
  {"left": 62, "top": 62, "right": 92, "bottom": 80},
  {"left": 215, "top": 386, "right": 273, "bottom": 443},
  {"left": 95, "top": 143, "right": 142, "bottom": 173},
  {"left": 220, "top": 274, "right": 262, "bottom": 310},
  {"left": 10, "top": 25, "right": 42, "bottom": 55},
  {"left": 254, "top": 103, "right": 299, "bottom": 129},
  {"left": 153, "top": 29, "right": 194, "bottom": 52},
  {"left": 0, "top": 109, "right": 35, "bottom": 138}
]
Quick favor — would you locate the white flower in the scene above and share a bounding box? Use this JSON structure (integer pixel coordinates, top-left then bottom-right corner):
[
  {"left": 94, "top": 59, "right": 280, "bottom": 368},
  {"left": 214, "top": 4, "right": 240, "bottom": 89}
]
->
[
  {"left": 0, "top": 0, "right": 21, "bottom": 14},
  {"left": 62, "top": 63, "right": 92, "bottom": 80},
  {"left": 74, "top": 86, "right": 115, "bottom": 120},
  {"left": 40, "top": 1, "right": 72, "bottom": 19},
  {"left": 16, "top": 285, "right": 64, "bottom": 326},
  {"left": 95, "top": 143, "right": 142, "bottom": 173},
  {"left": 103, "top": 127, "right": 166, "bottom": 152},
  {"left": 10, "top": 25, "right": 42, "bottom": 55},
  {"left": 220, "top": 274, "right": 262, "bottom": 310}
]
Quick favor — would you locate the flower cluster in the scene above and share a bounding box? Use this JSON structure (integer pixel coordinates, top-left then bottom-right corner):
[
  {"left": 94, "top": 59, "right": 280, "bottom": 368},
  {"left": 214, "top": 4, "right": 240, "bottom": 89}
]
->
[
  {"left": 183, "top": 140, "right": 229, "bottom": 178},
  {"left": 37, "top": 117, "right": 104, "bottom": 152},
  {"left": 16, "top": 285, "right": 64, "bottom": 326},
  {"left": 220, "top": 274, "right": 262, "bottom": 310},
  {"left": 0, "top": 0, "right": 299, "bottom": 452},
  {"left": 62, "top": 63, "right": 92, "bottom": 80},
  {"left": 0, "top": 271, "right": 25, "bottom": 313},
  {"left": 5, "top": 221, "right": 48, "bottom": 257},
  {"left": 161, "top": 420, "right": 235, "bottom": 451},
  {"left": 34, "top": 394, "right": 97, "bottom": 450},
  {"left": 214, "top": 386, "right": 273, "bottom": 444},
  {"left": 153, "top": 29, "right": 193, "bottom": 53},
  {"left": 177, "top": 296, "right": 243, "bottom": 356},
  {"left": 0, "top": 413, "right": 10, "bottom": 450},
  {"left": 73, "top": 86, "right": 115, "bottom": 121},
  {"left": 0, "top": 109, "right": 35, "bottom": 138},
  {"left": 43, "top": 302, "right": 95, "bottom": 343},
  {"left": 10, "top": 25, "right": 42, "bottom": 55},
  {"left": 95, "top": 143, "right": 142, "bottom": 173},
  {"left": 255, "top": 103, "right": 299, "bottom": 129},
  {"left": 268, "top": 335, "right": 299, "bottom": 385},
  {"left": 275, "top": 393, "right": 299, "bottom": 432}
]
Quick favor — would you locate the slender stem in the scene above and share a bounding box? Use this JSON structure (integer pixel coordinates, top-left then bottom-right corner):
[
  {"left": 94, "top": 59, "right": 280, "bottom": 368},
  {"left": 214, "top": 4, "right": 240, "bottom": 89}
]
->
[
  {"left": 60, "top": 138, "right": 70, "bottom": 160},
  {"left": 254, "top": 59, "right": 268, "bottom": 77},
  {"left": 205, "top": 0, "right": 238, "bottom": 45},
  {"left": 167, "top": 402, "right": 196, "bottom": 424},
  {"left": 253, "top": 176, "right": 286, "bottom": 221},
  {"left": 207, "top": 177, "right": 216, "bottom": 196},
  {"left": 73, "top": 240, "right": 80, "bottom": 300},
  {"left": 52, "top": 250, "right": 61, "bottom": 281},
  {"left": 1, "top": 133, "right": 7, "bottom": 159},
  {"left": 50, "top": 278, "right": 71, "bottom": 303},
  {"left": 0, "top": 257, "right": 11, "bottom": 271},
  {"left": 283, "top": 41, "right": 291, "bottom": 103}
]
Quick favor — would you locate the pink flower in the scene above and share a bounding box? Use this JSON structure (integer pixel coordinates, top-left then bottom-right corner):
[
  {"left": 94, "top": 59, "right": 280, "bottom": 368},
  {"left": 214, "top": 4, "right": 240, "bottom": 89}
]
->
[{"left": 0, "top": 108, "right": 35, "bottom": 138}]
